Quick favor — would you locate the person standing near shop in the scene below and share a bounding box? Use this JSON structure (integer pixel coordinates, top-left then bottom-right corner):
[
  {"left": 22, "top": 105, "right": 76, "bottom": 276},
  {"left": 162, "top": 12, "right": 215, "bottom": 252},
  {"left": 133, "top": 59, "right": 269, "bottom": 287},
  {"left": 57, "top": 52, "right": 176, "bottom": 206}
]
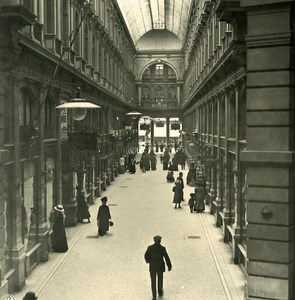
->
[
  {"left": 119, "top": 155, "right": 125, "bottom": 174},
  {"left": 51, "top": 205, "right": 68, "bottom": 253},
  {"left": 144, "top": 235, "right": 172, "bottom": 300}
]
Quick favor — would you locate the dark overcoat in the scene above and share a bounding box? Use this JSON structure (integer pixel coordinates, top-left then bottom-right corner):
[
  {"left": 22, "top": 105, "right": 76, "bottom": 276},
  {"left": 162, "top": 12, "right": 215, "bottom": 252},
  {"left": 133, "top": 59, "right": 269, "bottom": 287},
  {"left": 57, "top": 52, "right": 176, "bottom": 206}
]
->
[
  {"left": 52, "top": 213, "right": 68, "bottom": 253},
  {"left": 144, "top": 243, "right": 172, "bottom": 272},
  {"left": 97, "top": 204, "right": 111, "bottom": 235},
  {"left": 173, "top": 181, "right": 183, "bottom": 204}
]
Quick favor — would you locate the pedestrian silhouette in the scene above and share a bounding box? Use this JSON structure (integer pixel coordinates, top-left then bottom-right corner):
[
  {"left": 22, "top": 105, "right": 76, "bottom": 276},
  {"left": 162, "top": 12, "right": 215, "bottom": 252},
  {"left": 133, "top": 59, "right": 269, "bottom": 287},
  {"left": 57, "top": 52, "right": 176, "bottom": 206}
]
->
[
  {"left": 51, "top": 205, "right": 68, "bottom": 253},
  {"left": 144, "top": 235, "right": 172, "bottom": 300},
  {"left": 97, "top": 197, "right": 112, "bottom": 236}
]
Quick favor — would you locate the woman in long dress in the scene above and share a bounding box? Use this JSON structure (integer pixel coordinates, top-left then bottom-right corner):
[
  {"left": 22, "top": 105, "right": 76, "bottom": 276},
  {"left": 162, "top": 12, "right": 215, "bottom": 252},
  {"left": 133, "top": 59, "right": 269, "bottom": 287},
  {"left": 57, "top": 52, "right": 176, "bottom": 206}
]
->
[
  {"left": 186, "top": 163, "right": 197, "bottom": 186},
  {"left": 97, "top": 197, "right": 112, "bottom": 236},
  {"left": 149, "top": 150, "right": 157, "bottom": 170},
  {"left": 51, "top": 205, "right": 68, "bottom": 252},
  {"left": 77, "top": 195, "right": 91, "bottom": 223},
  {"left": 162, "top": 149, "right": 170, "bottom": 170},
  {"left": 194, "top": 181, "right": 205, "bottom": 213},
  {"left": 172, "top": 180, "right": 183, "bottom": 209}
]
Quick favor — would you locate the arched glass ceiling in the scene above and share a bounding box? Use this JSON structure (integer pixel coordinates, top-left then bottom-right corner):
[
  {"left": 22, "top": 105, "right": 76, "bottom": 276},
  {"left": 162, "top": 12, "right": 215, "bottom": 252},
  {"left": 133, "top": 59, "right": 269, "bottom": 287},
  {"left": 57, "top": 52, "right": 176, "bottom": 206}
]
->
[{"left": 116, "top": 0, "right": 193, "bottom": 46}]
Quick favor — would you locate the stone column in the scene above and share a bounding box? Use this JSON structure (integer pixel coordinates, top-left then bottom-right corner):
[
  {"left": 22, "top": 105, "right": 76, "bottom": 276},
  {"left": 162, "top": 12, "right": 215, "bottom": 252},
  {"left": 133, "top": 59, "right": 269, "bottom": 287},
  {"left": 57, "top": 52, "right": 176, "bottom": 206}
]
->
[
  {"left": 221, "top": 89, "right": 231, "bottom": 241},
  {"left": 165, "top": 117, "right": 170, "bottom": 147},
  {"left": 177, "top": 84, "right": 181, "bottom": 106},
  {"left": 240, "top": 1, "right": 295, "bottom": 299},
  {"left": 231, "top": 84, "right": 246, "bottom": 263},
  {"left": 138, "top": 83, "right": 142, "bottom": 106},
  {"left": 213, "top": 94, "right": 222, "bottom": 226},
  {"left": 10, "top": 78, "right": 26, "bottom": 291},
  {"left": 34, "top": 85, "right": 49, "bottom": 261},
  {"left": 209, "top": 99, "right": 216, "bottom": 214},
  {"left": 150, "top": 120, "right": 154, "bottom": 149}
]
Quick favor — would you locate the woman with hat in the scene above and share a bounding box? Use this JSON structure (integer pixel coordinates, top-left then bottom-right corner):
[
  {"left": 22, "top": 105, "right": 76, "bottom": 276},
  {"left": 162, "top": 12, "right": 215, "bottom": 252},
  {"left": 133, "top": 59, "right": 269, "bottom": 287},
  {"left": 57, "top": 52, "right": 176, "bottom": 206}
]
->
[
  {"left": 51, "top": 204, "right": 68, "bottom": 252},
  {"left": 194, "top": 175, "right": 206, "bottom": 213},
  {"left": 97, "top": 197, "right": 112, "bottom": 236}
]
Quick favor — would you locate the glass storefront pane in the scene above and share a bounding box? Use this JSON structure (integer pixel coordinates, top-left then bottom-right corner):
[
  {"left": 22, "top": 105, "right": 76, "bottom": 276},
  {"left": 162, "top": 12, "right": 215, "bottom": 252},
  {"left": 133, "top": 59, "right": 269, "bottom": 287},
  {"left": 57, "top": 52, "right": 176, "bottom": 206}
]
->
[{"left": 22, "top": 161, "right": 37, "bottom": 250}]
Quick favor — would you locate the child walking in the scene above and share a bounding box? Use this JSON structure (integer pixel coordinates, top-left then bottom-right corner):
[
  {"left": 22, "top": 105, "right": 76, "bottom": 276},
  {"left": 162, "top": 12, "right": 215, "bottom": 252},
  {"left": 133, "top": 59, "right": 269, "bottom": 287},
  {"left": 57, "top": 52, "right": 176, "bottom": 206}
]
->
[{"left": 188, "top": 193, "right": 195, "bottom": 213}]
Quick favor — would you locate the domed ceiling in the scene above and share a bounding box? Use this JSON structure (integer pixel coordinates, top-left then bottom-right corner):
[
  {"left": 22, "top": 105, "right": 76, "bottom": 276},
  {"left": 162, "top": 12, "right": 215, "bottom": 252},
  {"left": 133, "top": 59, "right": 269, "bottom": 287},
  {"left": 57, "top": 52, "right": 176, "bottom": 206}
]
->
[{"left": 116, "top": 0, "right": 193, "bottom": 46}]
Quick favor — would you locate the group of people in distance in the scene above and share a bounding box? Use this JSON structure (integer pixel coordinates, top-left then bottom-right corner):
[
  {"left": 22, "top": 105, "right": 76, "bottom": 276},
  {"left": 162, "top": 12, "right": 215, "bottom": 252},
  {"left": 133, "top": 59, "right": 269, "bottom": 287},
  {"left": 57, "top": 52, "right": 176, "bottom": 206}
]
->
[
  {"left": 161, "top": 147, "right": 186, "bottom": 172},
  {"left": 140, "top": 146, "right": 157, "bottom": 172}
]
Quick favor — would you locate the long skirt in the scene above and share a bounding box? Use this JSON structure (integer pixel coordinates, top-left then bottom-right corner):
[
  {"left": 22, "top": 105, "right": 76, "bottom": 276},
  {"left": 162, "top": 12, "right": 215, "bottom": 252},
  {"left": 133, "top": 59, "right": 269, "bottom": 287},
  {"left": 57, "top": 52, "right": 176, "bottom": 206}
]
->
[
  {"left": 194, "top": 197, "right": 205, "bottom": 212},
  {"left": 163, "top": 161, "right": 168, "bottom": 170},
  {"left": 52, "top": 223, "right": 68, "bottom": 252},
  {"left": 98, "top": 220, "right": 109, "bottom": 236},
  {"left": 119, "top": 165, "right": 125, "bottom": 174}
]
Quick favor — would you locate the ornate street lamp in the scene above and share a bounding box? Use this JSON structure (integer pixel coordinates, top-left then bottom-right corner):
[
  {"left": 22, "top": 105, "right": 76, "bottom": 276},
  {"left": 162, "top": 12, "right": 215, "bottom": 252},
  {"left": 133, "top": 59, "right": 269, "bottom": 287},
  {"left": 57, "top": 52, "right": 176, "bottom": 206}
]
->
[
  {"left": 56, "top": 87, "right": 100, "bottom": 119},
  {"left": 125, "top": 110, "right": 142, "bottom": 152},
  {"left": 126, "top": 111, "right": 142, "bottom": 116},
  {"left": 56, "top": 87, "right": 100, "bottom": 224}
]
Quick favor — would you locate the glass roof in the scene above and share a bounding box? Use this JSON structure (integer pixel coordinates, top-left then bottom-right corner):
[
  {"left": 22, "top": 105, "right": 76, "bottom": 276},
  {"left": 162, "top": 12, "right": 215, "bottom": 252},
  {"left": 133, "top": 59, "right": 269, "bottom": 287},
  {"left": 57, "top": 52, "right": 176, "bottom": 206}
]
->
[{"left": 116, "top": 0, "right": 193, "bottom": 45}]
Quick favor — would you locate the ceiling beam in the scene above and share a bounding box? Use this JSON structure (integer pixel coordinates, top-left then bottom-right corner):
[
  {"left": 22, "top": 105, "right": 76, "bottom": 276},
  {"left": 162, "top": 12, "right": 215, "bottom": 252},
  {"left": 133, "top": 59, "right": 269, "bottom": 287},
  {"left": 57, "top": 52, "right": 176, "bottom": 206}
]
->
[{"left": 148, "top": 0, "right": 154, "bottom": 29}]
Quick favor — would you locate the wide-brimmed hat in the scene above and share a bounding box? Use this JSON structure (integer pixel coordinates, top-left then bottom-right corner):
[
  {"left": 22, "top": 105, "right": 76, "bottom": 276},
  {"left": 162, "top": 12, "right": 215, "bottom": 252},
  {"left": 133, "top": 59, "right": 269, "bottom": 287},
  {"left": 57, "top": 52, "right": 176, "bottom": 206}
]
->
[
  {"left": 23, "top": 291, "right": 38, "bottom": 300},
  {"left": 153, "top": 235, "right": 162, "bottom": 242},
  {"left": 54, "top": 205, "right": 64, "bottom": 213},
  {"left": 101, "top": 196, "right": 108, "bottom": 203}
]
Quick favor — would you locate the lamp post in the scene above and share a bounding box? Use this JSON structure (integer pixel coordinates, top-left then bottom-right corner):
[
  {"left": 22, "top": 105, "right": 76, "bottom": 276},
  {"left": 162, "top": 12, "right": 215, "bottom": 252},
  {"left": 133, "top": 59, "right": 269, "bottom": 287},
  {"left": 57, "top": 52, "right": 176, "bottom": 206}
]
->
[
  {"left": 56, "top": 87, "right": 100, "bottom": 224},
  {"left": 126, "top": 110, "right": 142, "bottom": 153},
  {"left": 139, "top": 115, "right": 154, "bottom": 147}
]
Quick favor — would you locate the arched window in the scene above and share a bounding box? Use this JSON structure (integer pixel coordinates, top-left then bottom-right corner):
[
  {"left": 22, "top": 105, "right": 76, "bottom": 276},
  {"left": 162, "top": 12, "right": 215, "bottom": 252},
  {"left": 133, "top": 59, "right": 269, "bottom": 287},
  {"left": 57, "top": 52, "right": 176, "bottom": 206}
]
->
[
  {"left": 155, "top": 64, "right": 164, "bottom": 79},
  {"left": 142, "top": 67, "right": 151, "bottom": 80},
  {"left": 167, "top": 67, "right": 176, "bottom": 80}
]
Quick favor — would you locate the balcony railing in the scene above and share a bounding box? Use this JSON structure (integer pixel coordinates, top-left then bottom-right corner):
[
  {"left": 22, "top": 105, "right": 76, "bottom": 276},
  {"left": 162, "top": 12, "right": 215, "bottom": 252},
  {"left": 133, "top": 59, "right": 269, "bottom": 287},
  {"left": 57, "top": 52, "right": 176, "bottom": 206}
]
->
[{"left": 141, "top": 101, "right": 178, "bottom": 108}]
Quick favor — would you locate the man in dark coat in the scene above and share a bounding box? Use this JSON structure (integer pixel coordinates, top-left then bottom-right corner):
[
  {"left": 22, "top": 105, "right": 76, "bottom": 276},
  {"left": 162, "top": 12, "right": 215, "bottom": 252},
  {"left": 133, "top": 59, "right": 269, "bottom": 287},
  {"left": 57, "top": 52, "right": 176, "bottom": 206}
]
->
[{"left": 144, "top": 235, "right": 172, "bottom": 300}]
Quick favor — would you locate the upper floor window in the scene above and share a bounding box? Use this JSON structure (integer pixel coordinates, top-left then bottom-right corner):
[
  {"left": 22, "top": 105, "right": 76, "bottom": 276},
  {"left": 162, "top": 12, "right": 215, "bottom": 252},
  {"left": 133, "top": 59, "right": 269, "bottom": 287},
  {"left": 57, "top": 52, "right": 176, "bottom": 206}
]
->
[
  {"left": 19, "top": 90, "right": 33, "bottom": 127},
  {"left": 45, "top": 0, "right": 55, "bottom": 33},
  {"left": 62, "top": 0, "right": 69, "bottom": 45},
  {"left": 155, "top": 64, "right": 164, "bottom": 79},
  {"left": 142, "top": 67, "right": 151, "bottom": 80},
  {"left": 167, "top": 67, "right": 176, "bottom": 80},
  {"left": 45, "top": 96, "right": 54, "bottom": 127}
]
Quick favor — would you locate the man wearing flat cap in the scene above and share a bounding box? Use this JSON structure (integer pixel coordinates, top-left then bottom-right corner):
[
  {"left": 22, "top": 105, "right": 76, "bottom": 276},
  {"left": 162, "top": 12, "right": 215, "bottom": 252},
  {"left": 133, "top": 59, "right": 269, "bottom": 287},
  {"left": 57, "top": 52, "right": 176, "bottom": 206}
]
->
[{"left": 144, "top": 235, "right": 172, "bottom": 300}]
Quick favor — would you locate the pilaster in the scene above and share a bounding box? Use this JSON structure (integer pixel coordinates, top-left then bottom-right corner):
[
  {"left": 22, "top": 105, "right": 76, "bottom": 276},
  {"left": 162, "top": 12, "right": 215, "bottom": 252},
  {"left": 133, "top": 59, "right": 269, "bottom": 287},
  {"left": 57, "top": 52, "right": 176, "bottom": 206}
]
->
[{"left": 241, "top": 1, "right": 295, "bottom": 299}]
